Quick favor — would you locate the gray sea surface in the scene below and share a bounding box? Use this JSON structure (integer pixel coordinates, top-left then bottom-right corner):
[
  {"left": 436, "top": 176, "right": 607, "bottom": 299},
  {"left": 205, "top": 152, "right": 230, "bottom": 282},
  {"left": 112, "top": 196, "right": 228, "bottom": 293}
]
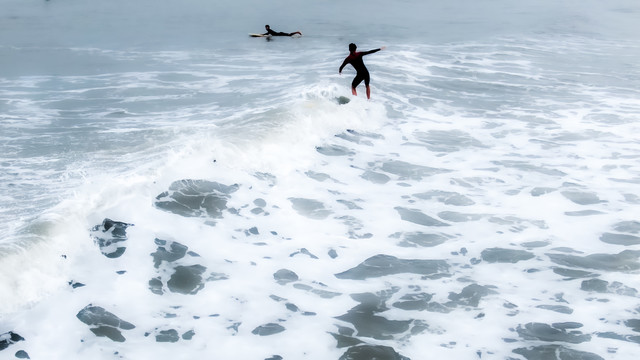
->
[{"left": 1, "top": 0, "right": 640, "bottom": 359}]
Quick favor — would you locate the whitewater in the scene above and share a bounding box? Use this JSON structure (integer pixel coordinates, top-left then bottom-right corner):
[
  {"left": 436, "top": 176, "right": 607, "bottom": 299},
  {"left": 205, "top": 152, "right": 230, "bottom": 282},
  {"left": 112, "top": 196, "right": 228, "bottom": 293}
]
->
[{"left": 1, "top": 0, "right": 640, "bottom": 359}]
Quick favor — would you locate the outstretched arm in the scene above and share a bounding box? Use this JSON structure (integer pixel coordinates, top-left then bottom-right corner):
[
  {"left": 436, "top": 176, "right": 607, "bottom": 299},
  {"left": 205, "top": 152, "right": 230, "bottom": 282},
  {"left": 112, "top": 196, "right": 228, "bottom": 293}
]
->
[
  {"left": 339, "top": 59, "right": 349, "bottom": 74},
  {"left": 362, "top": 46, "right": 386, "bottom": 56}
]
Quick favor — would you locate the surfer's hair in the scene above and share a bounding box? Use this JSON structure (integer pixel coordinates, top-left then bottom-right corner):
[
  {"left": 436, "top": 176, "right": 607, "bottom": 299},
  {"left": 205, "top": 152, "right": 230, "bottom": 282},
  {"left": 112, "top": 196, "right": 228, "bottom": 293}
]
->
[{"left": 349, "top": 43, "right": 357, "bottom": 52}]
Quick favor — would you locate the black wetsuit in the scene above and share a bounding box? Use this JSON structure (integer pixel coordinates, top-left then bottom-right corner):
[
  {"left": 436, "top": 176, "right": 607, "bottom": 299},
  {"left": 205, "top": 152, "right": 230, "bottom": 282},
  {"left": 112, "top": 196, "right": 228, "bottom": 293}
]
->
[
  {"left": 339, "top": 49, "right": 381, "bottom": 88},
  {"left": 263, "top": 29, "right": 296, "bottom": 37}
]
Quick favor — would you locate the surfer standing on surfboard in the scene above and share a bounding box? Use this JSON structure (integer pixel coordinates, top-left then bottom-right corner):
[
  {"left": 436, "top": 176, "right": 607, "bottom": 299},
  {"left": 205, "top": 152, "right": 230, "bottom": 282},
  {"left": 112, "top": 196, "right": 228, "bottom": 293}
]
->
[
  {"left": 339, "top": 43, "right": 385, "bottom": 99},
  {"left": 263, "top": 25, "right": 302, "bottom": 37}
]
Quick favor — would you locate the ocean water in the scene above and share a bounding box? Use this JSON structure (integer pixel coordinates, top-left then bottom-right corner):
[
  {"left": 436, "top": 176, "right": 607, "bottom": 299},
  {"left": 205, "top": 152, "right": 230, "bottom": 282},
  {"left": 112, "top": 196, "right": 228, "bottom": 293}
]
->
[{"left": 2, "top": 0, "right": 640, "bottom": 359}]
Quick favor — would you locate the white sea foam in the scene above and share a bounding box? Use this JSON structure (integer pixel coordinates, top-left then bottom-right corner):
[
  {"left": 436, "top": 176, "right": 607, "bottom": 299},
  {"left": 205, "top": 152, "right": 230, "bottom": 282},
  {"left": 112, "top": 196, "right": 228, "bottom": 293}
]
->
[{"left": 2, "top": 1, "right": 640, "bottom": 359}]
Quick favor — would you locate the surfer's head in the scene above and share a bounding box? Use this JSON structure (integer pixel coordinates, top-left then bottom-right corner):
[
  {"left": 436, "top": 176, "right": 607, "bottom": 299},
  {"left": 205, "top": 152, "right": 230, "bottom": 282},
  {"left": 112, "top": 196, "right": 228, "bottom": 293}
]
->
[
  {"left": 349, "top": 43, "right": 357, "bottom": 52},
  {"left": 265, "top": 25, "right": 270, "bottom": 30}
]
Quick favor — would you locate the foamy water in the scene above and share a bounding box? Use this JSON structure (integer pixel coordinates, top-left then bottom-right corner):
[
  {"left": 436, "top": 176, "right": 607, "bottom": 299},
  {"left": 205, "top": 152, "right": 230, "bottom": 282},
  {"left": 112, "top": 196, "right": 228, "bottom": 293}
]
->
[{"left": 2, "top": 1, "right": 640, "bottom": 359}]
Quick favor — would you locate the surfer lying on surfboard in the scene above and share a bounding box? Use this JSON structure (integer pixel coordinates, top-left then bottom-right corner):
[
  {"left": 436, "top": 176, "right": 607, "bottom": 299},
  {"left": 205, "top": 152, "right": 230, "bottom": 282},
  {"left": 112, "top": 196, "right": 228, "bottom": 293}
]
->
[
  {"left": 339, "top": 43, "right": 385, "bottom": 99},
  {"left": 263, "top": 24, "right": 302, "bottom": 37}
]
